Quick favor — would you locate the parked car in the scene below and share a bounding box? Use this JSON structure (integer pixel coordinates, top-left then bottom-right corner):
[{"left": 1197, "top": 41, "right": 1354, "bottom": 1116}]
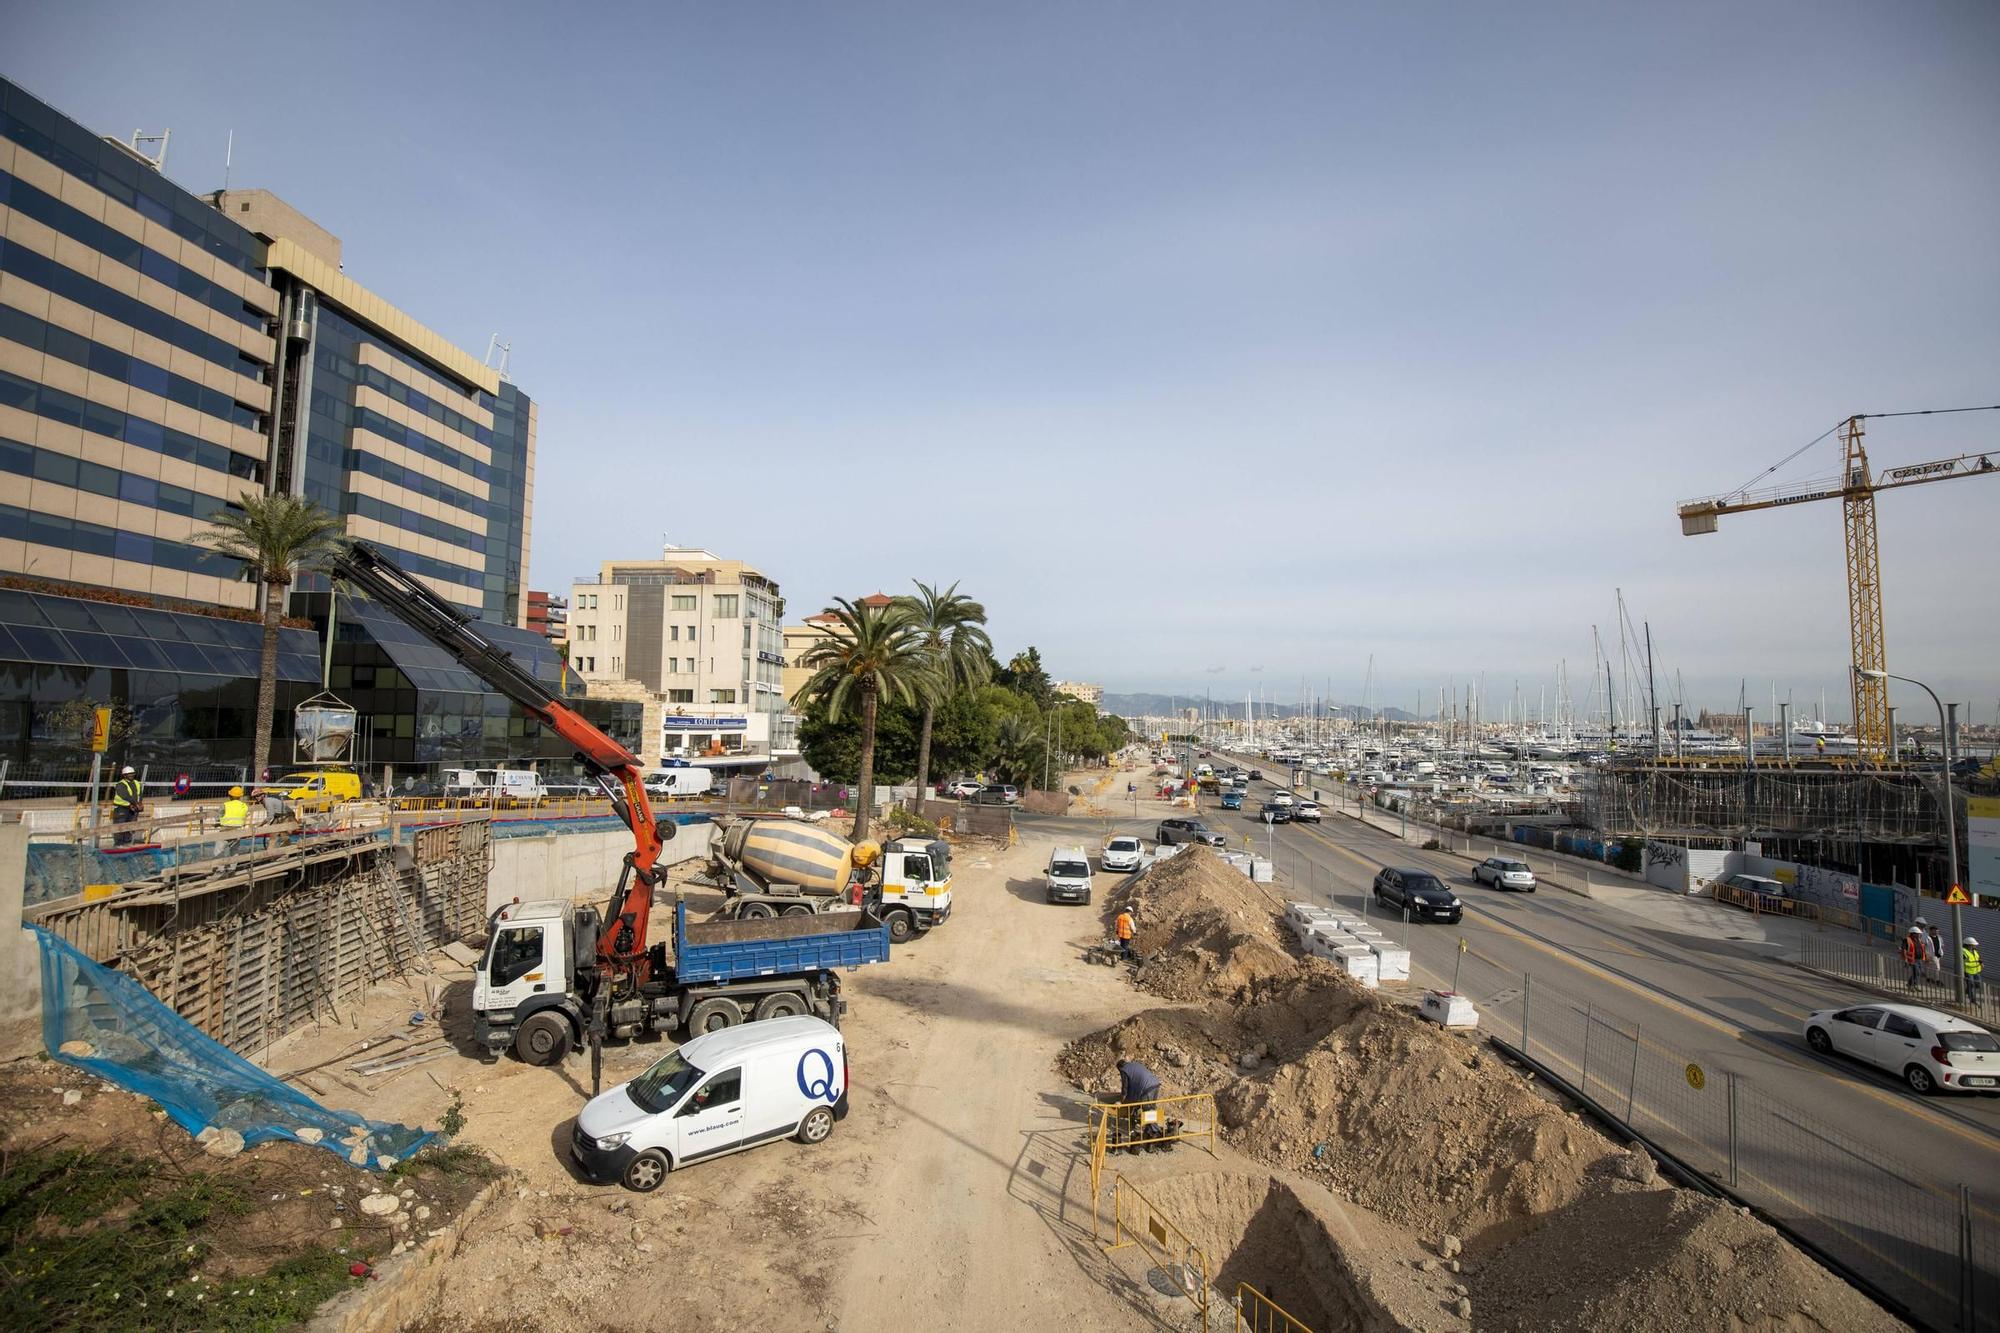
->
[
  {"left": 572, "top": 1016, "right": 848, "bottom": 1191},
  {"left": 1046, "top": 847, "right": 1094, "bottom": 905},
  {"left": 1716, "top": 872, "right": 1788, "bottom": 907},
  {"left": 1802, "top": 1003, "right": 2000, "bottom": 1096},
  {"left": 1258, "top": 802, "right": 1294, "bottom": 824},
  {"left": 1156, "top": 818, "right": 1225, "bottom": 847},
  {"left": 1293, "top": 801, "right": 1322, "bottom": 823},
  {"left": 1473, "top": 857, "right": 1537, "bottom": 892},
  {"left": 944, "top": 778, "right": 984, "bottom": 799},
  {"left": 971, "top": 784, "right": 1020, "bottom": 805},
  {"left": 1372, "top": 867, "right": 1463, "bottom": 923},
  {"left": 1101, "top": 836, "right": 1144, "bottom": 873}
]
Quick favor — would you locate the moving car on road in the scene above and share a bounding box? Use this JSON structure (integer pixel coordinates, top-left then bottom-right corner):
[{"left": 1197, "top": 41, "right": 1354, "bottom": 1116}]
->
[
  {"left": 1046, "top": 847, "right": 1094, "bottom": 905},
  {"left": 1372, "top": 867, "right": 1463, "bottom": 923},
  {"left": 1259, "top": 801, "right": 1294, "bottom": 824},
  {"left": 1219, "top": 789, "right": 1244, "bottom": 810},
  {"left": 1156, "top": 817, "right": 1226, "bottom": 847},
  {"left": 1100, "top": 836, "right": 1144, "bottom": 873},
  {"left": 1802, "top": 1003, "right": 2000, "bottom": 1096},
  {"left": 1293, "top": 801, "right": 1322, "bottom": 823},
  {"left": 1473, "top": 857, "right": 1537, "bottom": 892}
]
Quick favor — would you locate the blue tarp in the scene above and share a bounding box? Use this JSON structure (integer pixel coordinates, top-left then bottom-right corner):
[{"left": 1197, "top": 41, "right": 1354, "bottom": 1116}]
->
[{"left": 33, "top": 926, "right": 434, "bottom": 1170}]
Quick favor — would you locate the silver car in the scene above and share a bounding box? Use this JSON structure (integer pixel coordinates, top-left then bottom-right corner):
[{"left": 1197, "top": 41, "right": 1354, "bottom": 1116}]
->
[{"left": 1473, "top": 856, "right": 1537, "bottom": 892}]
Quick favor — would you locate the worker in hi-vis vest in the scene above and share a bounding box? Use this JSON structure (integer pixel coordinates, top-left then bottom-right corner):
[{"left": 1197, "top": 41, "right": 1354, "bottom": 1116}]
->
[{"left": 110, "top": 765, "right": 144, "bottom": 845}]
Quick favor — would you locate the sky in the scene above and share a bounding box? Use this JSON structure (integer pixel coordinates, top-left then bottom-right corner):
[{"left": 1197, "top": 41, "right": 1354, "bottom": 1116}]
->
[{"left": 11, "top": 1, "right": 1998, "bottom": 723}]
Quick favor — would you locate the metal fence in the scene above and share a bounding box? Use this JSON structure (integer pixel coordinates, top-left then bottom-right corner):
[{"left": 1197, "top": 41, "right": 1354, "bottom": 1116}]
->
[
  {"left": 1799, "top": 932, "right": 1999, "bottom": 1027},
  {"left": 1483, "top": 970, "right": 1996, "bottom": 1332}
]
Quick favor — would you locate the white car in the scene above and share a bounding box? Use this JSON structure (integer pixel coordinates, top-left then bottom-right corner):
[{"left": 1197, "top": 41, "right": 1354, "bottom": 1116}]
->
[
  {"left": 572, "top": 1016, "right": 848, "bottom": 1191},
  {"left": 1802, "top": 1003, "right": 2000, "bottom": 1095},
  {"left": 1293, "top": 801, "right": 1321, "bottom": 823},
  {"left": 945, "top": 779, "right": 984, "bottom": 799},
  {"left": 1270, "top": 791, "right": 1294, "bottom": 807},
  {"left": 1101, "top": 836, "right": 1144, "bottom": 873},
  {"left": 1473, "top": 857, "right": 1537, "bottom": 892}
]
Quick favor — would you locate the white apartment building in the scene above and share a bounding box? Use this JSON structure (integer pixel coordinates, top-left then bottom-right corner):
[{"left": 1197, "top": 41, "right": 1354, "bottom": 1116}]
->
[{"left": 566, "top": 544, "right": 795, "bottom": 769}]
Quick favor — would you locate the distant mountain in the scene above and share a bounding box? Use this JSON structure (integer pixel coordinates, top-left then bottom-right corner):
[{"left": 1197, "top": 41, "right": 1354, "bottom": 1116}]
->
[{"left": 1102, "top": 692, "right": 1417, "bottom": 723}]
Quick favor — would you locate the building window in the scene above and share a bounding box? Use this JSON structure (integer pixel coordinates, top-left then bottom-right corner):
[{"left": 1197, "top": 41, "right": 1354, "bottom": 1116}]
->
[
  {"left": 613, "top": 624, "right": 622, "bottom": 641},
  {"left": 712, "top": 595, "right": 739, "bottom": 617},
  {"left": 710, "top": 689, "right": 736, "bottom": 705},
  {"left": 672, "top": 594, "right": 697, "bottom": 610},
  {"left": 668, "top": 690, "right": 694, "bottom": 703},
  {"left": 666, "top": 657, "right": 677, "bottom": 674},
  {"left": 574, "top": 656, "right": 584, "bottom": 672},
  {"left": 586, "top": 657, "right": 596, "bottom": 672},
  {"left": 742, "top": 625, "right": 751, "bottom": 649},
  {"left": 611, "top": 656, "right": 621, "bottom": 673},
  {"left": 614, "top": 594, "right": 624, "bottom": 610},
  {"left": 669, "top": 625, "right": 679, "bottom": 641}
]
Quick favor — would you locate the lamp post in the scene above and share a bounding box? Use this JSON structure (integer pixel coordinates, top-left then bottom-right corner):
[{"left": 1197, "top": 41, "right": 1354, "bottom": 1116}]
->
[{"left": 1857, "top": 668, "right": 1963, "bottom": 1004}]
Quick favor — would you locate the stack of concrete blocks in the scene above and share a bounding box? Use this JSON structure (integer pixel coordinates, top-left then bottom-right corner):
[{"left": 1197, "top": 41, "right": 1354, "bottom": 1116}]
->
[{"left": 1281, "top": 903, "right": 1409, "bottom": 985}]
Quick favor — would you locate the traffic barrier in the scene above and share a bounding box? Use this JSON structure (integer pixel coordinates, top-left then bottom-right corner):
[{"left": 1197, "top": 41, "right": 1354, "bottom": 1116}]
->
[
  {"left": 1103, "top": 1175, "right": 1210, "bottom": 1329},
  {"left": 1236, "top": 1281, "right": 1313, "bottom": 1333}
]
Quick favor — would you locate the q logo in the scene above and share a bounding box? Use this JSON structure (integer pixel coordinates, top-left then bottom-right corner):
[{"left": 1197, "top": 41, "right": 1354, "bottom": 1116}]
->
[{"left": 797, "top": 1048, "right": 838, "bottom": 1104}]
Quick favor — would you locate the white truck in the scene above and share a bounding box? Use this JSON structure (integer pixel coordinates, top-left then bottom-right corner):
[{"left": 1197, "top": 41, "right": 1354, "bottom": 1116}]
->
[
  {"left": 644, "top": 767, "right": 715, "bottom": 799},
  {"left": 444, "top": 768, "right": 549, "bottom": 802},
  {"left": 697, "top": 817, "right": 953, "bottom": 945}
]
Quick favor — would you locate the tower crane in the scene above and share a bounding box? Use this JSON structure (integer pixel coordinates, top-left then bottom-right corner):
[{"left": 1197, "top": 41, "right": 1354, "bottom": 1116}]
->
[{"left": 1677, "top": 414, "right": 1996, "bottom": 762}]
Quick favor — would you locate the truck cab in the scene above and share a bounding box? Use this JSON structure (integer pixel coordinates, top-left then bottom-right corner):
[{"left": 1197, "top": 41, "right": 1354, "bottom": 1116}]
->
[
  {"left": 473, "top": 899, "right": 587, "bottom": 1062},
  {"left": 877, "top": 837, "right": 953, "bottom": 938}
]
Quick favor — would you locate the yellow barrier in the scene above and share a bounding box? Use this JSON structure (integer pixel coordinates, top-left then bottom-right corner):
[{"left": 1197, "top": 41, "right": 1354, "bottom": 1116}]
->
[
  {"left": 1087, "top": 1092, "right": 1219, "bottom": 1162},
  {"left": 1104, "top": 1175, "right": 1210, "bottom": 1329},
  {"left": 1236, "top": 1282, "right": 1313, "bottom": 1333}
]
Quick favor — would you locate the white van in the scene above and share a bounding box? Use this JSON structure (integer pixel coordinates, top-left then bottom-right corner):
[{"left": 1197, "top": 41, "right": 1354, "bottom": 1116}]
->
[
  {"left": 571, "top": 1016, "right": 848, "bottom": 1192},
  {"left": 644, "top": 767, "right": 715, "bottom": 799},
  {"left": 1047, "top": 846, "right": 1094, "bottom": 905}
]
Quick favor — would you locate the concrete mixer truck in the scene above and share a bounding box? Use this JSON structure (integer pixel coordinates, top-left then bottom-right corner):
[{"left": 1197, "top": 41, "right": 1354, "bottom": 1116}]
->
[{"left": 701, "top": 816, "right": 953, "bottom": 945}]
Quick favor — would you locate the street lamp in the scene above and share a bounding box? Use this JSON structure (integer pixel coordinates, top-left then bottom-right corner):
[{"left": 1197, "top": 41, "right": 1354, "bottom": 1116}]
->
[{"left": 1856, "top": 668, "right": 1964, "bottom": 1004}]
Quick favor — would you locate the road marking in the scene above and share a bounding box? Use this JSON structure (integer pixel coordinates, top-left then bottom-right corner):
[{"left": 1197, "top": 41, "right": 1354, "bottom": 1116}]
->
[{"left": 1284, "top": 815, "right": 2000, "bottom": 1159}]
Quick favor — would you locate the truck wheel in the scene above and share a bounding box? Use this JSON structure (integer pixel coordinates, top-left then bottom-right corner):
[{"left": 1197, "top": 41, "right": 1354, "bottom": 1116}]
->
[
  {"left": 796, "top": 1107, "right": 835, "bottom": 1145},
  {"left": 754, "top": 992, "right": 807, "bottom": 1021},
  {"left": 885, "top": 910, "right": 916, "bottom": 945},
  {"left": 780, "top": 904, "right": 814, "bottom": 918},
  {"left": 623, "top": 1150, "right": 670, "bottom": 1192},
  {"left": 687, "top": 997, "right": 744, "bottom": 1035},
  {"left": 738, "top": 902, "right": 775, "bottom": 920},
  {"left": 514, "top": 1012, "right": 571, "bottom": 1066}
]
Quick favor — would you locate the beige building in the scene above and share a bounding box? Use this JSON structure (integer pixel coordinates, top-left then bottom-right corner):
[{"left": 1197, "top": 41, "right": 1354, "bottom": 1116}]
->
[
  {"left": 568, "top": 544, "right": 796, "bottom": 769},
  {"left": 1054, "top": 681, "right": 1104, "bottom": 707},
  {"left": 780, "top": 593, "right": 893, "bottom": 704}
]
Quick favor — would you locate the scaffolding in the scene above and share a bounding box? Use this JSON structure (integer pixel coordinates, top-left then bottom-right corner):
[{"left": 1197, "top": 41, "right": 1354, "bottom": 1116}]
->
[{"left": 1578, "top": 761, "right": 1946, "bottom": 845}]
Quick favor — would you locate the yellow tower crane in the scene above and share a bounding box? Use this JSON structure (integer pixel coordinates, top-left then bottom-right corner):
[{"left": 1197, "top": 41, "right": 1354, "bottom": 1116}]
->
[{"left": 1677, "top": 414, "right": 1996, "bottom": 763}]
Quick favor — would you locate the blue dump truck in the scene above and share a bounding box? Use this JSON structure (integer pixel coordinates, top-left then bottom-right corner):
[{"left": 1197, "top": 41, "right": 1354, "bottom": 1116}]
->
[{"left": 473, "top": 898, "right": 891, "bottom": 1065}]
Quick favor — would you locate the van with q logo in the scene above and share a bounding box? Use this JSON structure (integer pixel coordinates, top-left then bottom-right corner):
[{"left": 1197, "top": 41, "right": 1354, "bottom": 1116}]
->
[{"left": 571, "top": 1016, "right": 849, "bottom": 1192}]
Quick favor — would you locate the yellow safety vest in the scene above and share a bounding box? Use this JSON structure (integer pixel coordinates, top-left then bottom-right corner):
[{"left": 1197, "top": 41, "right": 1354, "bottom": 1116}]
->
[
  {"left": 220, "top": 798, "right": 250, "bottom": 829},
  {"left": 1966, "top": 947, "right": 1983, "bottom": 978},
  {"left": 111, "top": 778, "right": 142, "bottom": 809}
]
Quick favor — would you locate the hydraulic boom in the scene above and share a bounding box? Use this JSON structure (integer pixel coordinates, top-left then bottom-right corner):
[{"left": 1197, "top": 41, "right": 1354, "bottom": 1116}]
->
[{"left": 328, "top": 541, "right": 672, "bottom": 981}]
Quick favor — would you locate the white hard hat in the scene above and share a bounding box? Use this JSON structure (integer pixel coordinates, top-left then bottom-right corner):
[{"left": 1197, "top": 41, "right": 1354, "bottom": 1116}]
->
[
  {"left": 1908, "top": 926, "right": 1921, "bottom": 934},
  {"left": 120, "top": 766, "right": 135, "bottom": 775},
  {"left": 1914, "top": 916, "right": 1930, "bottom": 927},
  {"left": 1968, "top": 937, "right": 1981, "bottom": 947}
]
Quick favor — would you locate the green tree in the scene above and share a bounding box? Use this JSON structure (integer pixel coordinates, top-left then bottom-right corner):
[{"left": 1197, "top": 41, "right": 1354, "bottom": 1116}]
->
[
  {"left": 899, "top": 581, "right": 991, "bottom": 814},
  {"left": 795, "top": 597, "right": 933, "bottom": 841},
  {"left": 998, "top": 646, "right": 1053, "bottom": 704},
  {"left": 194, "top": 494, "right": 346, "bottom": 778}
]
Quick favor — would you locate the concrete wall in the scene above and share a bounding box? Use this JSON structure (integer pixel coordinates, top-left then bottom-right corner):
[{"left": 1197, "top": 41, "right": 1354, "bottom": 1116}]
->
[
  {"left": 486, "top": 821, "right": 712, "bottom": 913},
  {"left": 0, "top": 825, "right": 43, "bottom": 1059}
]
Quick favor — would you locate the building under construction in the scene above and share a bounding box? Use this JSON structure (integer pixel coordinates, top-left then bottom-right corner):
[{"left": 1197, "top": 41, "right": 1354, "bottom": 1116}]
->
[{"left": 1579, "top": 758, "right": 1954, "bottom": 888}]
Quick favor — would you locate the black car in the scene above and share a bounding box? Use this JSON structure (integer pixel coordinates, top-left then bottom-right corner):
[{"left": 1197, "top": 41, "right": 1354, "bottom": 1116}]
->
[
  {"left": 1156, "top": 817, "right": 1226, "bottom": 847},
  {"left": 1246, "top": 770, "right": 1263, "bottom": 782},
  {"left": 1372, "top": 867, "right": 1462, "bottom": 923},
  {"left": 1258, "top": 802, "right": 1293, "bottom": 824}
]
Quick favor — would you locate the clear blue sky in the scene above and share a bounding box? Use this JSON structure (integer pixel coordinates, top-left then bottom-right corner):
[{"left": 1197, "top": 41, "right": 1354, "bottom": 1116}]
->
[{"left": 12, "top": 2, "right": 1998, "bottom": 722}]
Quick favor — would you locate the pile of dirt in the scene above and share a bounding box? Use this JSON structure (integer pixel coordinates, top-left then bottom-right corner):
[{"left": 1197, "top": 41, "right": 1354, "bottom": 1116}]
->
[
  {"left": 1471, "top": 1183, "right": 1907, "bottom": 1332},
  {"left": 1112, "top": 847, "right": 1297, "bottom": 1001}
]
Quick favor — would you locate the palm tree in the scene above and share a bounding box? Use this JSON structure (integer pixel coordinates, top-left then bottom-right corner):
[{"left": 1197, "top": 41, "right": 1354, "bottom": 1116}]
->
[
  {"left": 796, "top": 597, "right": 932, "bottom": 841},
  {"left": 195, "top": 493, "right": 346, "bottom": 779},
  {"left": 898, "top": 581, "right": 991, "bottom": 814}
]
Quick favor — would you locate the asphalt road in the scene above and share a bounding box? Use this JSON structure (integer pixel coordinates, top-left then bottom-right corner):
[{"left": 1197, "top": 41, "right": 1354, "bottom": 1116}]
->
[{"left": 1032, "top": 761, "right": 2000, "bottom": 1327}]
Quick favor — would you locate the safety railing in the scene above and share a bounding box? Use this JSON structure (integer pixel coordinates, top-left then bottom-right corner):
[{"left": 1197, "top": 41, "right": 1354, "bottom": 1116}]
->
[
  {"left": 1236, "top": 1281, "right": 1313, "bottom": 1333},
  {"left": 1797, "top": 932, "right": 1997, "bottom": 1025},
  {"left": 1103, "top": 1175, "right": 1210, "bottom": 1330},
  {"left": 1087, "top": 1093, "right": 1219, "bottom": 1174}
]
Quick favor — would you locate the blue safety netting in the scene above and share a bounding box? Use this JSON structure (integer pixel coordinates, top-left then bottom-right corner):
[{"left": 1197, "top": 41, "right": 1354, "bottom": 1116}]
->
[{"left": 33, "top": 926, "right": 435, "bottom": 1170}]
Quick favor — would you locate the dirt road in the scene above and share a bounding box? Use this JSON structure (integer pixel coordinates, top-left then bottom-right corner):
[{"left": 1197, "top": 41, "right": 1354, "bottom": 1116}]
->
[{"left": 411, "top": 788, "right": 1180, "bottom": 1332}]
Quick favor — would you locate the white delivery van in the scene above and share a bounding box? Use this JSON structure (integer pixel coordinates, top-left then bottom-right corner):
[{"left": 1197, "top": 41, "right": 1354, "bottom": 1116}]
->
[
  {"left": 644, "top": 766, "right": 715, "bottom": 799},
  {"left": 570, "top": 1016, "right": 848, "bottom": 1192},
  {"left": 1047, "top": 846, "right": 1094, "bottom": 905}
]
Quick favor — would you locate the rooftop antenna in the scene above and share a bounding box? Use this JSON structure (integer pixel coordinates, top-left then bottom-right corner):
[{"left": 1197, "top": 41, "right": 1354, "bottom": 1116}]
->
[
  {"left": 483, "top": 334, "right": 513, "bottom": 382},
  {"left": 127, "top": 128, "right": 170, "bottom": 171},
  {"left": 222, "top": 129, "right": 233, "bottom": 190}
]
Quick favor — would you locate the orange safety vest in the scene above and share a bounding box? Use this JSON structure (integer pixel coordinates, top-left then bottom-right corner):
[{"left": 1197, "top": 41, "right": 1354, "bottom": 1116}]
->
[
  {"left": 1902, "top": 934, "right": 1924, "bottom": 963},
  {"left": 1115, "top": 912, "right": 1134, "bottom": 941}
]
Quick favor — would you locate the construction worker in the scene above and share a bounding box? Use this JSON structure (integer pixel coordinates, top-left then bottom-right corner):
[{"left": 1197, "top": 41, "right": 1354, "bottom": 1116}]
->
[
  {"left": 219, "top": 786, "right": 250, "bottom": 829},
  {"left": 1114, "top": 907, "right": 1136, "bottom": 961},
  {"left": 1902, "top": 927, "right": 1928, "bottom": 989},
  {"left": 1927, "top": 923, "right": 1947, "bottom": 986},
  {"left": 109, "top": 765, "right": 144, "bottom": 845},
  {"left": 1965, "top": 937, "right": 1984, "bottom": 1005}
]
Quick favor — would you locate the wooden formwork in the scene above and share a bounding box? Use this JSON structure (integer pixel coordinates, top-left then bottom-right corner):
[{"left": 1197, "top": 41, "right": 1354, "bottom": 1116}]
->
[{"left": 28, "top": 821, "right": 492, "bottom": 1056}]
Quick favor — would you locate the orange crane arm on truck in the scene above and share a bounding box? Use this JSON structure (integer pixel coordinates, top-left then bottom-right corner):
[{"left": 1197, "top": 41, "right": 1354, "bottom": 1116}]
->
[{"left": 328, "top": 541, "right": 672, "bottom": 982}]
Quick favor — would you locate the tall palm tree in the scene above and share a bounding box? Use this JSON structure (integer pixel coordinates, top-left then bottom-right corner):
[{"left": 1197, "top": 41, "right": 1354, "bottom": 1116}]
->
[
  {"left": 796, "top": 597, "right": 932, "bottom": 841},
  {"left": 195, "top": 493, "right": 346, "bottom": 779},
  {"left": 899, "top": 581, "right": 991, "bottom": 814}
]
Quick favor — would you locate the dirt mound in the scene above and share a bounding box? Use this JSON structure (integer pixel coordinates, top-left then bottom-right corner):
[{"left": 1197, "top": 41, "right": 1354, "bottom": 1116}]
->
[
  {"left": 1113, "top": 847, "right": 1297, "bottom": 1001},
  {"left": 1472, "top": 1183, "right": 1907, "bottom": 1332}
]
